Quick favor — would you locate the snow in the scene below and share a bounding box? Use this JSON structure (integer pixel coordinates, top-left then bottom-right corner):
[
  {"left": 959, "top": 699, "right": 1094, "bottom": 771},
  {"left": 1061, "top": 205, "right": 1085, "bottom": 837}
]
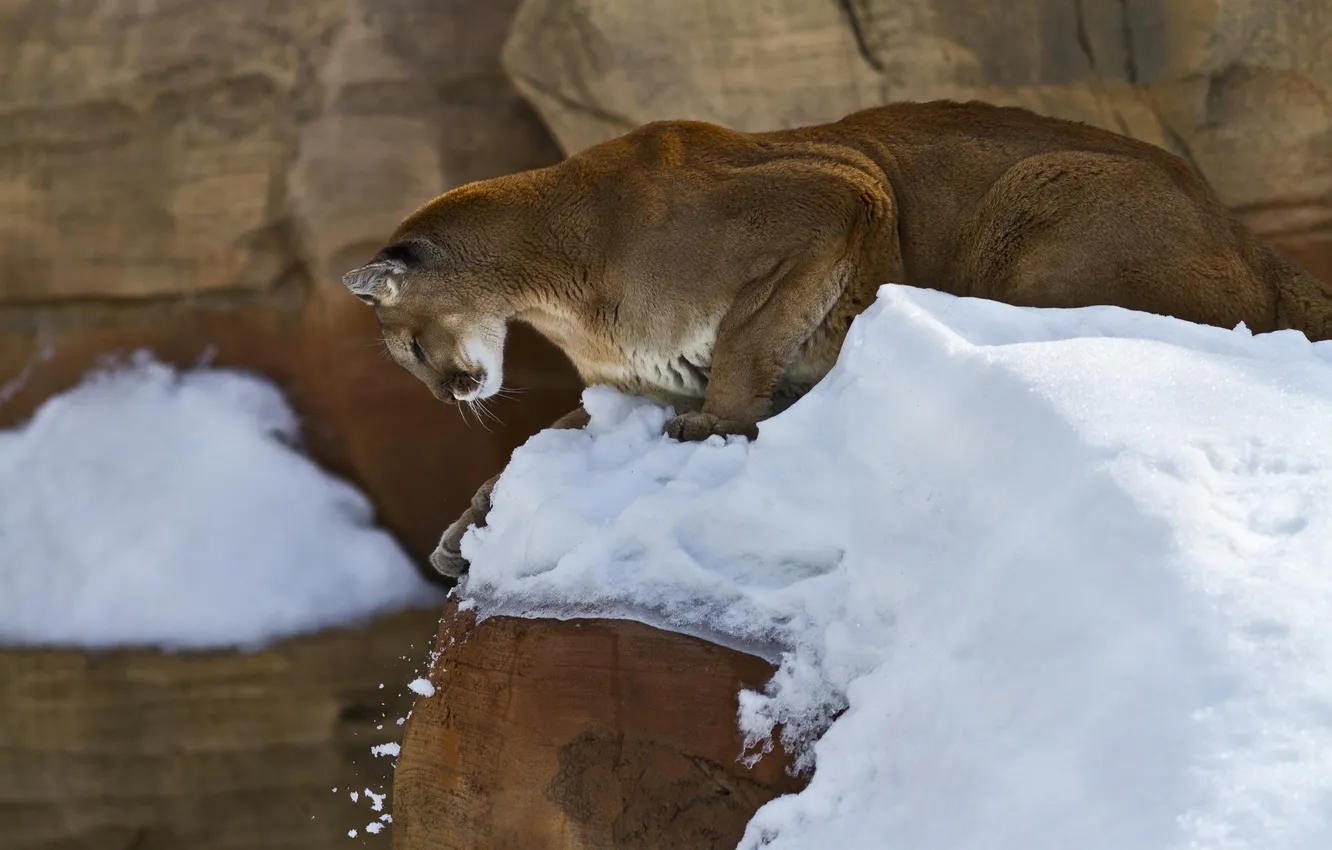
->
[
  {"left": 0, "top": 353, "right": 442, "bottom": 650},
  {"left": 458, "top": 285, "right": 1332, "bottom": 850},
  {"left": 407, "top": 677, "right": 436, "bottom": 697},
  {"left": 365, "top": 788, "right": 386, "bottom": 812},
  {"left": 349, "top": 785, "right": 391, "bottom": 837},
  {"left": 370, "top": 742, "right": 400, "bottom": 758}
]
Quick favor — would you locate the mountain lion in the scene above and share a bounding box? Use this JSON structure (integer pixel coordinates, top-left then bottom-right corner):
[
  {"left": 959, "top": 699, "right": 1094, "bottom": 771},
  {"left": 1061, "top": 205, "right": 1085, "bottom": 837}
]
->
[{"left": 342, "top": 100, "right": 1332, "bottom": 578}]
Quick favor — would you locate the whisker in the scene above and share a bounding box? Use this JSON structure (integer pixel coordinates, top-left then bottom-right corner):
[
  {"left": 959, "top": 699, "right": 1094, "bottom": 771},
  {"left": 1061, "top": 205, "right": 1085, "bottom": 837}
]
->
[
  {"left": 471, "top": 405, "right": 492, "bottom": 431},
  {"left": 466, "top": 399, "right": 493, "bottom": 432},
  {"left": 454, "top": 399, "right": 473, "bottom": 429},
  {"left": 362, "top": 339, "right": 394, "bottom": 361},
  {"left": 470, "top": 395, "right": 495, "bottom": 426},
  {"left": 476, "top": 398, "right": 505, "bottom": 429}
]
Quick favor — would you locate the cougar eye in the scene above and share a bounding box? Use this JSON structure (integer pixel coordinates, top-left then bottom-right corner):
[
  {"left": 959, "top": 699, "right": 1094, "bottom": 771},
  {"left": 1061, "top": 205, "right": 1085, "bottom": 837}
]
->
[{"left": 409, "top": 338, "right": 426, "bottom": 364}]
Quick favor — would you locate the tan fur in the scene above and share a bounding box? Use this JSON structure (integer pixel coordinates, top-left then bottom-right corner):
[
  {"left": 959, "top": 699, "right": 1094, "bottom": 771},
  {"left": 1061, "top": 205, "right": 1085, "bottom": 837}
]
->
[{"left": 342, "top": 99, "right": 1332, "bottom": 577}]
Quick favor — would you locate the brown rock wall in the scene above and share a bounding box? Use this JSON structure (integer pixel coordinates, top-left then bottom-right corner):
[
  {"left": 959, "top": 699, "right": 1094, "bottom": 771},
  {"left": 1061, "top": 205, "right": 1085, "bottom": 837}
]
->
[
  {"left": 0, "top": 0, "right": 562, "bottom": 302},
  {"left": 503, "top": 0, "right": 1332, "bottom": 255},
  {"left": 0, "top": 609, "right": 443, "bottom": 849},
  {"left": 393, "top": 601, "right": 806, "bottom": 850}
]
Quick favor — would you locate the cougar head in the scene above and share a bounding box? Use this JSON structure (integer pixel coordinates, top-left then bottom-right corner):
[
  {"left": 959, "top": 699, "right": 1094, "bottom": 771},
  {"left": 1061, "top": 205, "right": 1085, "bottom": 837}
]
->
[{"left": 342, "top": 240, "right": 508, "bottom": 404}]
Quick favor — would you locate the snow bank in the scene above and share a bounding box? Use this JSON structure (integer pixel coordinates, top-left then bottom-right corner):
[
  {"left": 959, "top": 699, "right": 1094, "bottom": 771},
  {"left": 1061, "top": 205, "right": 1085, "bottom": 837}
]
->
[
  {"left": 459, "top": 285, "right": 1332, "bottom": 850},
  {"left": 0, "top": 353, "right": 442, "bottom": 650}
]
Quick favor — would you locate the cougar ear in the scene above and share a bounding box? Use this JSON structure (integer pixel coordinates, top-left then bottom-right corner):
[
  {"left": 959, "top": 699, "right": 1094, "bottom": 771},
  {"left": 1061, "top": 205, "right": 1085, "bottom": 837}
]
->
[
  {"left": 341, "top": 242, "right": 422, "bottom": 304},
  {"left": 341, "top": 261, "right": 400, "bottom": 304}
]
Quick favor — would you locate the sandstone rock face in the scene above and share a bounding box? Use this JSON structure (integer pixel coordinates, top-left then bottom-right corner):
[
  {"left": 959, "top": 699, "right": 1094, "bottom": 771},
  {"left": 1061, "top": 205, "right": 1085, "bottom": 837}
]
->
[
  {"left": 504, "top": 0, "right": 1332, "bottom": 280},
  {"left": 393, "top": 601, "right": 805, "bottom": 850},
  {"left": 0, "top": 609, "right": 442, "bottom": 850},
  {"left": 0, "top": 0, "right": 561, "bottom": 302}
]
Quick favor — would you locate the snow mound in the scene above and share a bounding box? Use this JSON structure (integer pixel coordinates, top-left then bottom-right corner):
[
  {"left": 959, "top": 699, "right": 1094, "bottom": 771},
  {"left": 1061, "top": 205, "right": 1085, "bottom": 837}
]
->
[
  {"left": 460, "top": 285, "right": 1332, "bottom": 850},
  {"left": 0, "top": 353, "right": 442, "bottom": 650}
]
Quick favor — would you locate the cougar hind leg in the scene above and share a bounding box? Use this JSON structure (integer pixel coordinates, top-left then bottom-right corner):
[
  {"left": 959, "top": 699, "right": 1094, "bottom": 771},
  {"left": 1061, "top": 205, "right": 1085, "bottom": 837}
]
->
[
  {"left": 961, "top": 151, "right": 1276, "bottom": 332},
  {"left": 1262, "top": 244, "right": 1332, "bottom": 341}
]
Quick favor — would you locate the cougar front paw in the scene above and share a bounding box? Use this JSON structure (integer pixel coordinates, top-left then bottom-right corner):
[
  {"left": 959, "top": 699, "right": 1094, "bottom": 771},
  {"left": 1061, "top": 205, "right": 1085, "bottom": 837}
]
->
[
  {"left": 428, "top": 476, "right": 498, "bottom": 579},
  {"left": 430, "top": 508, "right": 479, "bottom": 579},
  {"left": 429, "top": 535, "right": 469, "bottom": 579},
  {"left": 663, "top": 411, "right": 759, "bottom": 442}
]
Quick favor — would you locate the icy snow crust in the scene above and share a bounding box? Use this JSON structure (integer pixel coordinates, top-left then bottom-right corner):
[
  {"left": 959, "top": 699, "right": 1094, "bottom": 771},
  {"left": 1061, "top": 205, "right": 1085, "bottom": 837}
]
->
[
  {"left": 460, "top": 285, "right": 1332, "bottom": 849},
  {"left": 0, "top": 354, "right": 441, "bottom": 650}
]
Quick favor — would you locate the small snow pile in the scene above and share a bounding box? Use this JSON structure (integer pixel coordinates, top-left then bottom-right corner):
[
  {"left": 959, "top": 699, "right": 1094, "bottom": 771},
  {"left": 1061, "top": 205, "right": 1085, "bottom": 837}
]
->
[
  {"left": 0, "top": 353, "right": 442, "bottom": 650},
  {"left": 407, "top": 677, "right": 436, "bottom": 697},
  {"left": 460, "top": 285, "right": 1332, "bottom": 850}
]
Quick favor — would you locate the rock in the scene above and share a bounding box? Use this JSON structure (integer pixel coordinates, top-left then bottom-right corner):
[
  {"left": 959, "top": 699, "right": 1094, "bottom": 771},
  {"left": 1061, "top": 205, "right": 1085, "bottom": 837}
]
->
[
  {"left": 393, "top": 601, "right": 806, "bottom": 849},
  {"left": 0, "top": 0, "right": 562, "bottom": 302},
  {"left": 502, "top": 0, "right": 1332, "bottom": 265},
  {"left": 0, "top": 608, "right": 442, "bottom": 850}
]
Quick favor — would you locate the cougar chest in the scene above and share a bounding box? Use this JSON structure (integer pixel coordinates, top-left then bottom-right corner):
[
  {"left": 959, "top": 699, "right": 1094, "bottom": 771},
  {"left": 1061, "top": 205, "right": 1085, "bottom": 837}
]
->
[{"left": 625, "top": 330, "right": 716, "bottom": 399}]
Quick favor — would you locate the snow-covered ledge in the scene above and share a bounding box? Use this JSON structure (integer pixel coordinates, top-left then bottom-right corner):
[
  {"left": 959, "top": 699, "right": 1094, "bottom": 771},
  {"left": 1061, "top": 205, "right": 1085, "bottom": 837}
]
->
[{"left": 399, "top": 286, "right": 1332, "bottom": 849}]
